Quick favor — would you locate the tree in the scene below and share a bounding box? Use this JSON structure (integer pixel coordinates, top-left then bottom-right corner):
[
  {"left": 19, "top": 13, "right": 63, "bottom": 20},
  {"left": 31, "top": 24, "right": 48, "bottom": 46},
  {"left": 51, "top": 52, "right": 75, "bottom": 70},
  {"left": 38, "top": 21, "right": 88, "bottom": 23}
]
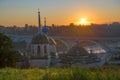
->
[
  {"left": 69, "top": 23, "right": 75, "bottom": 27},
  {"left": 0, "top": 33, "right": 17, "bottom": 68}
]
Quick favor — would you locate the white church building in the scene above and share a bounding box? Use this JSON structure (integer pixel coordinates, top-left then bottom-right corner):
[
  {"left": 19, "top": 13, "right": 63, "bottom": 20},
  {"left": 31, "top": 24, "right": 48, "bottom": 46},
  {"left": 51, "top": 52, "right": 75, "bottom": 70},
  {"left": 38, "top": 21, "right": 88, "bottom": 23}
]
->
[{"left": 29, "top": 10, "right": 58, "bottom": 68}]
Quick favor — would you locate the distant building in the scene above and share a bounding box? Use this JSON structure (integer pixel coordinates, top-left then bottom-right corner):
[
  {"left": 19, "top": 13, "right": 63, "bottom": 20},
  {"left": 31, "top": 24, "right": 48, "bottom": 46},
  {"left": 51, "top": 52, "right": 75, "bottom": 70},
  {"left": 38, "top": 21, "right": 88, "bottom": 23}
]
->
[{"left": 25, "top": 24, "right": 28, "bottom": 27}]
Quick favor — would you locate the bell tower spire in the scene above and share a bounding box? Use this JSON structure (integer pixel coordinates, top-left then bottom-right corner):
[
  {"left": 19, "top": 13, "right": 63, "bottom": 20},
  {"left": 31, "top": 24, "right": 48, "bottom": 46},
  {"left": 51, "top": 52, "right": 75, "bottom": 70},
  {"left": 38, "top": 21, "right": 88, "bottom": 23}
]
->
[
  {"left": 38, "top": 8, "right": 41, "bottom": 33},
  {"left": 44, "top": 17, "right": 46, "bottom": 27},
  {"left": 42, "top": 17, "right": 48, "bottom": 35}
]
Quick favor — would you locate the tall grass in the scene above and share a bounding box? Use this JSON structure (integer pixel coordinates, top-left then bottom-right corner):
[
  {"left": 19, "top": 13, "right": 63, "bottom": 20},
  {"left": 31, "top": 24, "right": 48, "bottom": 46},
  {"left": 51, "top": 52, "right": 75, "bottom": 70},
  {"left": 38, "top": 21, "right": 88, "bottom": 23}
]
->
[{"left": 0, "top": 67, "right": 120, "bottom": 80}]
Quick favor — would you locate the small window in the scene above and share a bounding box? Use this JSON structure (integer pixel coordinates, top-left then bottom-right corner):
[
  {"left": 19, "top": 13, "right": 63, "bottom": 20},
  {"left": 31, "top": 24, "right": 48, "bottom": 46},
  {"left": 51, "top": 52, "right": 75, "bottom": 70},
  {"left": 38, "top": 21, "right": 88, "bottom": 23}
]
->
[
  {"left": 31, "top": 45, "right": 34, "bottom": 56},
  {"left": 44, "top": 45, "right": 47, "bottom": 54},
  {"left": 31, "top": 46, "right": 33, "bottom": 53},
  {"left": 37, "top": 46, "right": 40, "bottom": 56}
]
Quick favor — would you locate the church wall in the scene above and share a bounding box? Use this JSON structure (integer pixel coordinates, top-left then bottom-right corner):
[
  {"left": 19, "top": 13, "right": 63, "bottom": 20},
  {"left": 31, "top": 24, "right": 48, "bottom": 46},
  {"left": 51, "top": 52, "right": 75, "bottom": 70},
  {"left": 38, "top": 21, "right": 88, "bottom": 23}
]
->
[
  {"left": 47, "top": 44, "right": 50, "bottom": 57},
  {"left": 49, "top": 45, "right": 57, "bottom": 53},
  {"left": 30, "top": 45, "right": 34, "bottom": 56},
  {"left": 40, "top": 44, "right": 50, "bottom": 56},
  {"left": 29, "top": 59, "right": 50, "bottom": 68},
  {"left": 31, "top": 44, "right": 51, "bottom": 57},
  {"left": 33, "top": 45, "right": 37, "bottom": 56}
]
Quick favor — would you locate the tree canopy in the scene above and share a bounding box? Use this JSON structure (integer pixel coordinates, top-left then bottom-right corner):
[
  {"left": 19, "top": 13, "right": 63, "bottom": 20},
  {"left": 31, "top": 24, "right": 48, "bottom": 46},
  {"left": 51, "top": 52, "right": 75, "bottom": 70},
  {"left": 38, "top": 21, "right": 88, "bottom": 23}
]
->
[{"left": 0, "top": 33, "right": 17, "bottom": 68}]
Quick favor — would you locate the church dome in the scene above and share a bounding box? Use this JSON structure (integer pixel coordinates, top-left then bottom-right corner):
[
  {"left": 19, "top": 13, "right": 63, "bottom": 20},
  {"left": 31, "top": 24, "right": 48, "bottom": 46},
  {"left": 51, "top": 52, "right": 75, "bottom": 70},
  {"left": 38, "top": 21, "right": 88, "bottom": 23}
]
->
[
  {"left": 42, "top": 26, "right": 49, "bottom": 33},
  {"left": 68, "top": 42, "right": 89, "bottom": 56},
  {"left": 31, "top": 33, "right": 49, "bottom": 44}
]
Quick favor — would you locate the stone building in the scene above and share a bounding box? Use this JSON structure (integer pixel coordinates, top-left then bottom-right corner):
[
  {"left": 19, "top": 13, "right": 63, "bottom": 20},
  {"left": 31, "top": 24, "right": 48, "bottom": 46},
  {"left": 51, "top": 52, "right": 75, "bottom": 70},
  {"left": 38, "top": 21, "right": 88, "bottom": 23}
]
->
[{"left": 29, "top": 10, "right": 58, "bottom": 68}]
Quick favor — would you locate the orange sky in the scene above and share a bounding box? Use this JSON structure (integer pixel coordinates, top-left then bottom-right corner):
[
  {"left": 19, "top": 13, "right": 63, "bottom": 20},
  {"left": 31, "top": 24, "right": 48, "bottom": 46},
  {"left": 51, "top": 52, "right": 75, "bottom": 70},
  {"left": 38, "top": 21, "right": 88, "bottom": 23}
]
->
[{"left": 0, "top": 0, "right": 120, "bottom": 27}]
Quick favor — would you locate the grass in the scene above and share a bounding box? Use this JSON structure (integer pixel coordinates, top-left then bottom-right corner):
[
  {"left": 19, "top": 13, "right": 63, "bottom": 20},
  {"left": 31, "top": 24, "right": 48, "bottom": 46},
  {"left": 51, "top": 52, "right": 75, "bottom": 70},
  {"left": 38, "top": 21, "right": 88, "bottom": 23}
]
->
[{"left": 0, "top": 66, "right": 120, "bottom": 80}]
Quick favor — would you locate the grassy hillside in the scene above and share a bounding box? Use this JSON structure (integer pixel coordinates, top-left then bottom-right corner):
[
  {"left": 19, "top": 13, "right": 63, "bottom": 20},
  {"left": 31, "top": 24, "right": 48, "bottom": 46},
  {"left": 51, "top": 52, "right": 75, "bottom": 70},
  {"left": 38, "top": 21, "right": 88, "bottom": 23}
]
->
[{"left": 0, "top": 67, "right": 120, "bottom": 80}]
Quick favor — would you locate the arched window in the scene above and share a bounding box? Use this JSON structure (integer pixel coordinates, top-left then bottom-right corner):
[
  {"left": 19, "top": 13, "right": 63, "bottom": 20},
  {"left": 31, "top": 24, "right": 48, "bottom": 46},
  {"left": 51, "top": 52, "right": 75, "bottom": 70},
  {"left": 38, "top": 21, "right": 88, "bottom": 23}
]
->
[
  {"left": 44, "top": 45, "right": 47, "bottom": 54},
  {"left": 37, "top": 46, "right": 40, "bottom": 56}
]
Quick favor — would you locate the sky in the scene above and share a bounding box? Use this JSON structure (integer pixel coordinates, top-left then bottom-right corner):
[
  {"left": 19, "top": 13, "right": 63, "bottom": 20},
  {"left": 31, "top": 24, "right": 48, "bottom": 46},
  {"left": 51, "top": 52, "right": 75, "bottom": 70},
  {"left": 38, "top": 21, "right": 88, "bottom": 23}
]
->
[{"left": 0, "top": 0, "right": 120, "bottom": 27}]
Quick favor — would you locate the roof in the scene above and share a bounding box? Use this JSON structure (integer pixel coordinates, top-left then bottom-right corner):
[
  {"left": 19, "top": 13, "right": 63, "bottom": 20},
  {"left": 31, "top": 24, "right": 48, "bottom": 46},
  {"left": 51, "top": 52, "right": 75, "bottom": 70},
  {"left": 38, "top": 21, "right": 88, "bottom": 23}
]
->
[
  {"left": 31, "top": 33, "right": 49, "bottom": 44},
  {"left": 49, "top": 38, "right": 56, "bottom": 45},
  {"left": 68, "top": 46, "right": 89, "bottom": 56},
  {"left": 31, "top": 33, "right": 56, "bottom": 45}
]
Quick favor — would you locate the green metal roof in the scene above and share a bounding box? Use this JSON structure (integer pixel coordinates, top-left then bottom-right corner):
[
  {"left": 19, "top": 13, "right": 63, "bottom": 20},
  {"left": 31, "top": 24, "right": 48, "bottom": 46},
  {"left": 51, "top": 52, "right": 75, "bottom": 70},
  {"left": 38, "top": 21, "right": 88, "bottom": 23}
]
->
[
  {"left": 31, "top": 33, "right": 56, "bottom": 45},
  {"left": 31, "top": 33, "right": 49, "bottom": 44}
]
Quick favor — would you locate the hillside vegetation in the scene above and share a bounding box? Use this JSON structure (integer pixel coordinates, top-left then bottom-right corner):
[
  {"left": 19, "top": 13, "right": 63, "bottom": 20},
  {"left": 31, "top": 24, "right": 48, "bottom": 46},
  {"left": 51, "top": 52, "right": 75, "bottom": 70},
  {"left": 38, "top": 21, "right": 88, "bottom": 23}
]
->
[{"left": 0, "top": 66, "right": 120, "bottom": 80}]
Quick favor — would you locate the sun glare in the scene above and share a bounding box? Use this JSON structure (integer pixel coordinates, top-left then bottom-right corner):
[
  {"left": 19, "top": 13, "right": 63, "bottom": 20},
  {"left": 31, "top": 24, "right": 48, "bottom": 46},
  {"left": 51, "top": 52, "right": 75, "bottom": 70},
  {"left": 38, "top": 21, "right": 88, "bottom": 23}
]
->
[{"left": 79, "top": 18, "right": 90, "bottom": 25}]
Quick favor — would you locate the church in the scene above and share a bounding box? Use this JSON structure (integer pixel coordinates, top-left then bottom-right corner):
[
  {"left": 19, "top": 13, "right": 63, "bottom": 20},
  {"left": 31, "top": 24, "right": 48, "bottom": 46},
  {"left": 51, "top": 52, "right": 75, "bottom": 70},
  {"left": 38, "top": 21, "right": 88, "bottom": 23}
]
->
[{"left": 29, "top": 10, "right": 58, "bottom": 68}]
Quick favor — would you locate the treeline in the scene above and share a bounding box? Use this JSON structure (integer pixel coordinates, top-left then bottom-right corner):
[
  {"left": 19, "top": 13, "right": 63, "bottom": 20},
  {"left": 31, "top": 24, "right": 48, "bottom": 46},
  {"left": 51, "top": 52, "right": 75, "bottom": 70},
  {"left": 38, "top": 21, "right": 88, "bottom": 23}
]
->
[
  {"left": 49, "top": 23, "right": 120, "bottom": 37},
  {"left": 0, "top": 22, "right": 120, "bottom": 37}
]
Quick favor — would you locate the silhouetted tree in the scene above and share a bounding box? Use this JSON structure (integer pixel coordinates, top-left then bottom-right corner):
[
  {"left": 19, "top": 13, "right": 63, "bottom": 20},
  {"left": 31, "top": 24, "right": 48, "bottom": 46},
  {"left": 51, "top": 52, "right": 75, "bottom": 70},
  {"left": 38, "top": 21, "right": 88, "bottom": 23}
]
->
[
  {"left": 0, "top": 33, "right": 17, "bottom": 68},
  {"left": 69, "top": 23, "right": 75, "bottom": 27}
]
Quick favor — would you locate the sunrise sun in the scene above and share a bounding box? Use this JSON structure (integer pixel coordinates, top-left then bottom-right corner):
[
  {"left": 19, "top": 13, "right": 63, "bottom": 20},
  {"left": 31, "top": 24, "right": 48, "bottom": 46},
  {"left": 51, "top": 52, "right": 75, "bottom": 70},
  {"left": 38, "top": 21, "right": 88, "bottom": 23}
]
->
[{"left": 79, "top": 18, "right": 90, "bottom": 25}]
